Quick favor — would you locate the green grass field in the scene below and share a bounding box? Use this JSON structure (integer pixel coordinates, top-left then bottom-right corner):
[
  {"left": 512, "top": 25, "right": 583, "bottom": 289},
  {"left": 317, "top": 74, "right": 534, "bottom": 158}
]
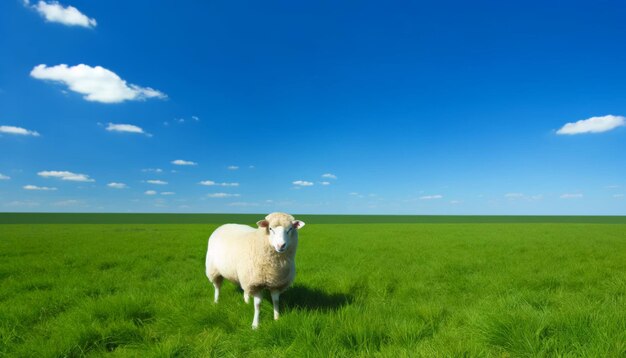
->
[{"left": 1, "top": 215, "right": 626, "bottom": 357}]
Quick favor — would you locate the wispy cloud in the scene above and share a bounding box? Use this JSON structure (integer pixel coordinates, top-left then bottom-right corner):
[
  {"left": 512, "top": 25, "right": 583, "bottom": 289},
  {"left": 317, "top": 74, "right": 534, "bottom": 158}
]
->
[
  {"left": 30, "top": 64, "right": 166, "bottom": 103},
  {"left": 105, "top": 123, "right": 150, "bottom": 136},
  {"left": 26, "top": 0, "right": 96, "bottom": 28},
  {"left": 144, "top": 190, "right": 157, "bottom": 195},
  {"left": 107, "top": 182, "right": 127, "bottom": 189},
  {"left": 199, "top": 180, "right": 239, "bottom": 187},
  {"left": 53, "top": 199, "right": 81, "bottom": 206},
  {"left": 322, "top": 173, "right": 337, "bottom": 179},
  {"left": 171, "top": 159, "right": 197, "bottom": 166},
  {"left": 227, "top": 165, "right": 239, "bottom": 170},
  {"left": 5, "top": 200, "right": 40, "bottom": 207},
  {"left": 160, "top": 192, "right": 175, "bottom": 195},
  {"left": 613, "top": 194, "right": 624, "bottom": 198},
  {"left": 557, "top": 115, "right": 625, "bottom": 135},
  {"left": 320, "top": 181, "right": 331, "bottom": 185},
  {"left": 23, "top": 184, "right": 57, "bottom": 191},
  {"left": 504, "top": 193, "right": 543, "bottom": 201},
  {"left": 228, "top": 202, "right": 259, "bottom": 207},
  {"left": 0, "top": 173, "right": 10, "bottom": 180},
  {"left": 146, "top": 180, "right": 167, "bottom": 185},
  {"left": 560, "top": 193, "right": 583, "bottom": 199},
  {"left": 420, "top": 194, "right": 443, "bottom": 200},
  {"left": 293, "top": 180, "right": 314, "bottom": 187},
  {"left": 0, "top": 125, "right": 40, "bottom": 136},
  {"left": 38, "top": 170, "right": 94, "bottom": 182},
  {"left": 207, "top": 193, "right": 241, "bottom": 198},
  {"left": 142, "top": 168, "right": 163, "bottom": 173}
]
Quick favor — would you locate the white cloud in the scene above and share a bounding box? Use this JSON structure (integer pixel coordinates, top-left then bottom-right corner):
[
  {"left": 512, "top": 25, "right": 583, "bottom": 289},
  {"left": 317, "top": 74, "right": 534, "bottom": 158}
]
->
[
  {"left": 560, "top": 193, "right": 583, "bottom": 199},
  {"left": 321, "top": 173, "right": 337, "bottom": 179},
  {"left": 5, "top": 200, "right": 40, "bottom": 207},
  {"left": 192, "top": 116, "right": 200, "bottom": 121},
  {"left": 144, "top": 190, "right": 157, "bottom": 195},
  {"left": 28, "top": 0, "right": 97, "bottom": 28},
  {"left": 227, "top": 165, "right": 239, "bottom": 170},
  {"left": 228, "top": 202, "right": 259, "bottom": 207},
  {"left": 199, "top": 180, "right": 239, "bottom": 187},
  {"left": 146, "top": 180, "right": 167, "bottom": 185},
  {"left": 320, "top": 181, "right": 331, "bottom": 185},
  {"left": 171, "top": 159, "right": 197, "bottom": 166},
  {"left": 107, "top": 182, "right": 127, "bottom": 189},
  {"left": 420, "top": 195, "right": 443, "bottom": 200},
  {"left": 207, "top": 193, "right": 241, "bottom": 198},
  {"left": 557, "top": 115, "right": 625, "bottom": 135},
  {"left": 38, "top": 170, "right": 94, "bottom": 182},
  {"left": 293, "top": 180, "right": 314, "bottom": 187},
  {"left": 161, "top": 192, "right": 175, "bottom": 195},
  {"left": 504, "top": 193, "right": 542, "bottom": 201},
  {"left": 53, "top": 199, "right": 81, "bottom": 206},
  {"left": 0, "top": 173, "right": 10, "bottom": 180},
  {"left": 142, "top": 168, "right": 163, "bottom": 173},
  {"left": 0, "top": 125, "right": 40, "bottom": 136},
  {"left": 30, "top": 64, "right": 166, "bottom": 103},
  {"left": 106, "top": 123, "right": 150, "bottom": 136},
  {"left": 23, "top": 184, "right": 57, "bottom": 191}
]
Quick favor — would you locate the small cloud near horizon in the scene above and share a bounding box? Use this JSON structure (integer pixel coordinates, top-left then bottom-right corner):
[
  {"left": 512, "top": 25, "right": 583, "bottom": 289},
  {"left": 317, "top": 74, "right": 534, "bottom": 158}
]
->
[{"left": 23, "top": 184, "right": 57, "bottom": 191}]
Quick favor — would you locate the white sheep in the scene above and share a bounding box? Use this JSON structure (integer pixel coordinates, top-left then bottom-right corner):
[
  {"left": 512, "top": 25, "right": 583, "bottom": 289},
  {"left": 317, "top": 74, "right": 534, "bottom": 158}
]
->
[{"left": 205, "top": 212, "right": 306, "bottom": 329}]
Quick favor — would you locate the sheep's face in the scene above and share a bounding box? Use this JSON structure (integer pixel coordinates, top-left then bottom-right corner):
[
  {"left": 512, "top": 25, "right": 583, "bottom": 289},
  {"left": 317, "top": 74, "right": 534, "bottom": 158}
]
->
[{"left": 257, "top": 219, "right": 305, "bottom": 253}]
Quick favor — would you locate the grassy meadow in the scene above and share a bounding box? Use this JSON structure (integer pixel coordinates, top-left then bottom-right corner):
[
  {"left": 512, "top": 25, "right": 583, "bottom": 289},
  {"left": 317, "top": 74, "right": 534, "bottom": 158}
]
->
[{"left": 1, "top": 214, "right": 626, "bottom": 356}]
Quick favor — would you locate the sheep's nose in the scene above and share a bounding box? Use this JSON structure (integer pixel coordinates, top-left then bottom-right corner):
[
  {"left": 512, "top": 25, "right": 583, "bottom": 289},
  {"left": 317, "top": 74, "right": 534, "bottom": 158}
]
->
[{"left": 278, "top": 243, "right": 286, "bottom": 251}]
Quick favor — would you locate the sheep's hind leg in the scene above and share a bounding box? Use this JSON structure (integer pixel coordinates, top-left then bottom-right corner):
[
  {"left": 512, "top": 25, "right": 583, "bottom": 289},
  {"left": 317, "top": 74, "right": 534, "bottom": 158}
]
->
[
  {"left": 271, "top": 290, "right": 280, "bottom": 320},
  {"left": 211, "top": 276, "right": 223, "bottom": 304},
  {"left": 252, "top": 292, "right": 263, "bottom": 329}
]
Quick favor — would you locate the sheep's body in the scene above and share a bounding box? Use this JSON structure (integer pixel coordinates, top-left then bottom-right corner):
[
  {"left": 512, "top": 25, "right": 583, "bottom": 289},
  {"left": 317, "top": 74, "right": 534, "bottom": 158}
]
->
[
  {"left": 205, "top": 212, "right": 304, "bottom": 328},
  {"left": 205, "top": 224, "right": 296, "bottom": 294}
]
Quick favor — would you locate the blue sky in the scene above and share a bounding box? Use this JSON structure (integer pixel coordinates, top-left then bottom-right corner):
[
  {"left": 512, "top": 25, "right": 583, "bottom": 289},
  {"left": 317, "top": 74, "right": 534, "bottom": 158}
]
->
[{"left": 1, "top": 0, "right": 625, "bottom": 214}]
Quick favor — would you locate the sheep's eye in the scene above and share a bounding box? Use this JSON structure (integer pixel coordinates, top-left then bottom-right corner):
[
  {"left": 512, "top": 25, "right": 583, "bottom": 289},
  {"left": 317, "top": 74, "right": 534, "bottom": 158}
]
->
[
  {"left": 269, "top": 228, "right": 274, "bottom": 233},
  {"left": 287, "top": 228, "right": 292, "bottom": 233}
]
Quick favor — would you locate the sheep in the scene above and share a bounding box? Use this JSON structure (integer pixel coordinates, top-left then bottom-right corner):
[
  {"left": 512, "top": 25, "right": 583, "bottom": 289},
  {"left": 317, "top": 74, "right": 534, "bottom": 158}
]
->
[{"left": 205, "top": 212, "right": 306, "bottom": 329}]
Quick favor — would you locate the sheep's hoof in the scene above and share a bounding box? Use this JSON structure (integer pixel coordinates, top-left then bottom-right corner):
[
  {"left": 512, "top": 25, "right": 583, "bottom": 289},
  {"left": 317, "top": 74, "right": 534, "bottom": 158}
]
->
[{"left": 252, "top": 324, "right": 259, "bottom": 330}]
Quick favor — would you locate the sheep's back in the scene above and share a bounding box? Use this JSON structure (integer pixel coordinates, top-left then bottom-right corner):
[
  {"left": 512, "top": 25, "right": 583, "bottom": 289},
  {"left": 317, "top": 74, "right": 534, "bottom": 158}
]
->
[{"left": 207, "top": 224, "right": 257, "bottom": 283}]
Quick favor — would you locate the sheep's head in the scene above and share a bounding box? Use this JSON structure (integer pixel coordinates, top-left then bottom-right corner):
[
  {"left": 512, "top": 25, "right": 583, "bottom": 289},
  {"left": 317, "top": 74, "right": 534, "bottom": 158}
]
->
[{"left": 257, "top": 212, "right": 305, "bottom": 253}]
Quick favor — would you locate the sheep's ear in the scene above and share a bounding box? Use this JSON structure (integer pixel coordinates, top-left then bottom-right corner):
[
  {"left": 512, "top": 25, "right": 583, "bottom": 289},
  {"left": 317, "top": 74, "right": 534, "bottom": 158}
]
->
[
  {"left": 292, "top": 220, "right": 305, "bottom": 229},
  {"left": 257, "top": 220, "right": 269, "bottom": 228}
]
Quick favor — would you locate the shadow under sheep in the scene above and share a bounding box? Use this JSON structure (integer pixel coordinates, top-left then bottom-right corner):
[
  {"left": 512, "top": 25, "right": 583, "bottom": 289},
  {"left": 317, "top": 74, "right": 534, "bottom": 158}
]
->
[{"left": 278, "top": 285, "right": 353, "bottom": 312}]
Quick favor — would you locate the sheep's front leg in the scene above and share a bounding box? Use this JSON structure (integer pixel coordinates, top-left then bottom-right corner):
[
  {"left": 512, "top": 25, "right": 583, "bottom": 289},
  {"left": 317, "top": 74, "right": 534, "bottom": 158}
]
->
[
  {"left": 271, "top": 290, "right": 280, "bottom": 320},
  {"left": 252, "top": 292, "right": 263, "bottom": 329},
  {"left": 243, "top": 291, "right": 250, "bottom": 304}
]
